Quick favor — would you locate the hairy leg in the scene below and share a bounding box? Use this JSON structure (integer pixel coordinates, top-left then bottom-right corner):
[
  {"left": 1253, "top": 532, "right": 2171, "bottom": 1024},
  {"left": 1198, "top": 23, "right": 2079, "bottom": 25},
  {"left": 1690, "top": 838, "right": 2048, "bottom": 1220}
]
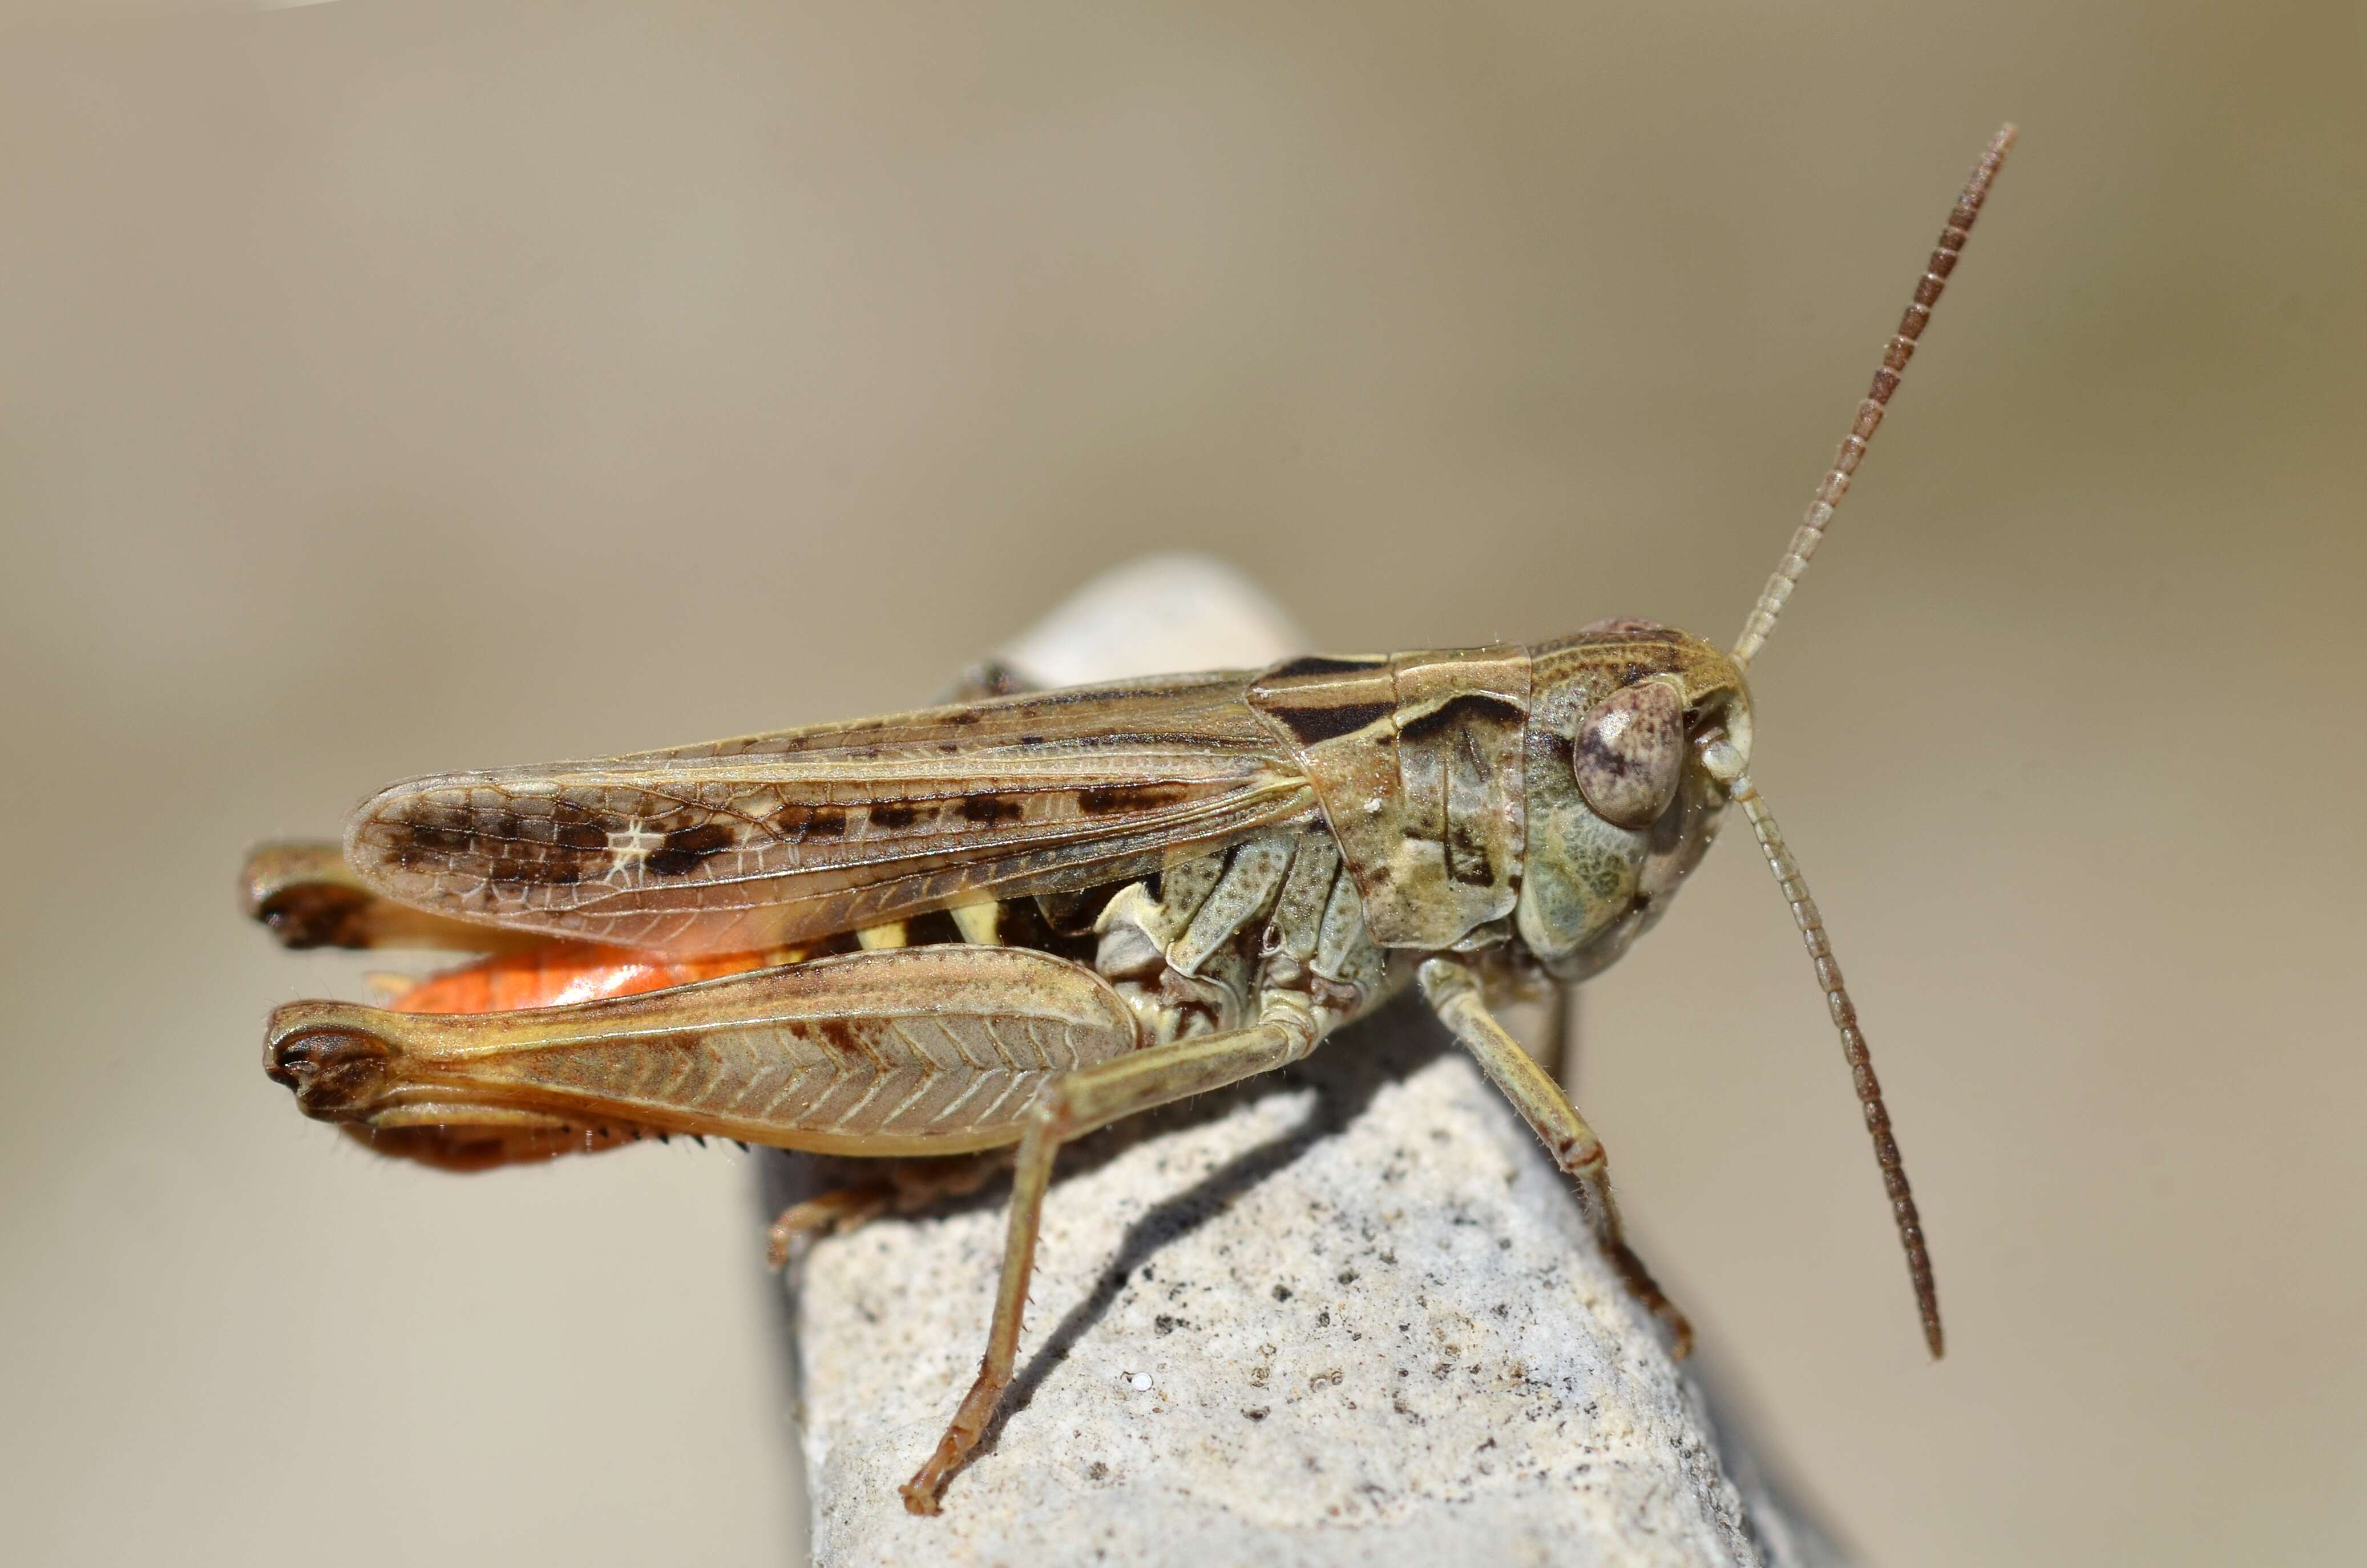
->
[{"left": 1419, "top": 956, "right": 1692, "bottom": 1357}]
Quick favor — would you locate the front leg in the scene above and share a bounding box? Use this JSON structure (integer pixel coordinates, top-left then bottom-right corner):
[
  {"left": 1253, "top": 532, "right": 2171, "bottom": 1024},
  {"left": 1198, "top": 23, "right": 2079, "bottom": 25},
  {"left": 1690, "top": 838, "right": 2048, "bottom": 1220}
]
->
[
  {"left": 1418, "top": 955, "right": 1693, "bottom": 1357},
  {"left": 1539, "top": 980, "right": 1577, "bottom": 1082},
  {"left": 900, "top": 993, "right": 1323, "bottom": 1514}
]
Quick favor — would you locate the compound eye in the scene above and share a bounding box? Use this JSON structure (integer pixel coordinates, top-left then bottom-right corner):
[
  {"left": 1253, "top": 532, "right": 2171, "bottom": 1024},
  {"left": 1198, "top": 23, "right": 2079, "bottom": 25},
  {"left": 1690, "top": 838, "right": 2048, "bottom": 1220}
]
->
[{"left": 1574, "top": 680, "right": 1686, "bottom": 829}]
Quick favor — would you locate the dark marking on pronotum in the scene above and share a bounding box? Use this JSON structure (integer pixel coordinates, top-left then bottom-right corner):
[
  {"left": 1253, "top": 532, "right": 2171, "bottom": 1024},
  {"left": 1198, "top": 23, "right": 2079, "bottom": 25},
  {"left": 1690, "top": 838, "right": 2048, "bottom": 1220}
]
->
[
  {"left": 1077, "top": 784, "right": 1190, "bottom": 815},
  {"left": 959, "top": 794, "right": 1025, "bottom": 823},
  {"left": 645, "top": 822, "right": 734, "bottom": 877},
  {"left": 1273, "top": 700, "right": 1395, "bottom": 746},
  {"left": 1445, "top": 818, "right": 1495, "bottom": 887},
  {"left": 1397, "top": 692, "right": 1526, "bottom": 745}
]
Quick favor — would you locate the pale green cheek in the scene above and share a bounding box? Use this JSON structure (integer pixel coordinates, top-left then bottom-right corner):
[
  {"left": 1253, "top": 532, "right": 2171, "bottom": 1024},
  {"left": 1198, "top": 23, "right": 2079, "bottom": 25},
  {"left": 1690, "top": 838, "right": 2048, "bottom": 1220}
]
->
[{"left": 1515, "top": 802, "right": 1646, "bottom": 961}]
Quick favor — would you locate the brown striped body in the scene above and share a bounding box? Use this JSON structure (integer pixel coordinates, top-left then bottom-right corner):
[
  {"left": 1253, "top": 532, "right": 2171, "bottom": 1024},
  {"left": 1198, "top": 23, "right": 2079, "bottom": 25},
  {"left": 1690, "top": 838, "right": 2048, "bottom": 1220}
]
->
[{"left": 253, "top": 630, "right": 1746, "bottom": 1171}]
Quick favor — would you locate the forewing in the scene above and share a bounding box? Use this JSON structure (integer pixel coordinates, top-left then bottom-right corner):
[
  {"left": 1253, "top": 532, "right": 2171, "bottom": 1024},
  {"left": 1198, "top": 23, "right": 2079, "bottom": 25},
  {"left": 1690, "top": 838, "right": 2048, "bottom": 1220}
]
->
[{"left": 345, "top": 672, "right": 1317, "bottom": 953}]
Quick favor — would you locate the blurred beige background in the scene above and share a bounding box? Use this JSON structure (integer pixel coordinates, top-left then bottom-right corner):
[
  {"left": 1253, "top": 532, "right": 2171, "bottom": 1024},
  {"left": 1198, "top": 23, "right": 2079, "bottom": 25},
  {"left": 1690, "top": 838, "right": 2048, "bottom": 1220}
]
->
[{"left": 3, "top": 2, "right": 2361, "bottom": 1563}]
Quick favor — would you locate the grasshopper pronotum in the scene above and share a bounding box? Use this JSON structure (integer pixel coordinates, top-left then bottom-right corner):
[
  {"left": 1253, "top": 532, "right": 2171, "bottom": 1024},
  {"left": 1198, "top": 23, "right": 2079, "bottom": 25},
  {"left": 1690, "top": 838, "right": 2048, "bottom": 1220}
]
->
[{"left": 247, "top": 127, "right": 2011, "bottom": 1513}]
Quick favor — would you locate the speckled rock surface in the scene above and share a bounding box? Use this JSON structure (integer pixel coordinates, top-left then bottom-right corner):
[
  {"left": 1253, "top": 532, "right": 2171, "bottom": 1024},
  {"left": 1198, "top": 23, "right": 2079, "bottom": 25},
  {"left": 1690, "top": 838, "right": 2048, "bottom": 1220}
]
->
[
  {"left": 770, "top": 1009, "right": 1845, "bottom": 1566},
  {"left": 762, "top": 557, "right": 1850, "bottom": 1567}
]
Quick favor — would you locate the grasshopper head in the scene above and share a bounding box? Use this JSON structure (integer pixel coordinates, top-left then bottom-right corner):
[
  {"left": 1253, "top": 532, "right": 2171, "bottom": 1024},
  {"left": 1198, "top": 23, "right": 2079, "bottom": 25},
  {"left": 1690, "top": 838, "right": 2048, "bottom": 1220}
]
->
[{"left": 1515, "top": 622, "right": 1751, "bottom": 979}]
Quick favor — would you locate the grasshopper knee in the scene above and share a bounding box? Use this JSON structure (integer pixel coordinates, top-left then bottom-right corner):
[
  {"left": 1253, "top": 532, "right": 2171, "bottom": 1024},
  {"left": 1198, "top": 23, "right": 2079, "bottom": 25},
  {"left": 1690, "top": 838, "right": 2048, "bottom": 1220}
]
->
[
  {"left": 265, "top": 1005, "right": 393, "bottom": 1120},
  {"left": 1025, "top": 1088, "right": 1085, "bottom": 1145}
]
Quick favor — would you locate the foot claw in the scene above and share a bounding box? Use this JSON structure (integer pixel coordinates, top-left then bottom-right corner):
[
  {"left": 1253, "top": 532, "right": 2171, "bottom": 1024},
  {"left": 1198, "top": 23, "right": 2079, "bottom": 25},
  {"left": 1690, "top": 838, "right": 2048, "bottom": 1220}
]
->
[{"left": 900, "top": 1433, "right": 964, "bottom": 1515}]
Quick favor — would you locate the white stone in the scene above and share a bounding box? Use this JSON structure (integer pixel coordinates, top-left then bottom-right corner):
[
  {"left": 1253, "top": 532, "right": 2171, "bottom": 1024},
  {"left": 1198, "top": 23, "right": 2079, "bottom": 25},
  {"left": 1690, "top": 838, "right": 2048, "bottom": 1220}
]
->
[
  {"left": 767, "top": 557, "right": 1848, "bottom": 1567},
  {"left": 993, "top": 552, "right": 1304, "bottom": 688}
]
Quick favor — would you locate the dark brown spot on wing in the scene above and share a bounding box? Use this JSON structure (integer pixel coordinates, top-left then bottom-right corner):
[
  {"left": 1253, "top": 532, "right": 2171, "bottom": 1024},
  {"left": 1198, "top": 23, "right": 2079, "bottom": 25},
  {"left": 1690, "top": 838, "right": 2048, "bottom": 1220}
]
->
[
  {"left": 414, "top": 815, "right": 608, "bottom": 886},
  {"left": 645, "top": 822, "right": 735, "bottom": 878},
  {"left": 766, "top": 803, "right": 849, "bottom": 840},
  {"left": 869, "top": 802, "right": 924, "bottom": 831},
  {"left": 500, "top": 854, "right": 591, "bottom": 886},
  {"left": 959, "top": 794, "right": 1025, "bottom": 823},
  {"left": 1077, "top": 784, "right": 1190, "bottom": 815},
  {"left": 555, "top": 817, "right": 608, "bottom": 852},
  {"left": 392, "top": 821, "right": 474, "bottom": 865}
]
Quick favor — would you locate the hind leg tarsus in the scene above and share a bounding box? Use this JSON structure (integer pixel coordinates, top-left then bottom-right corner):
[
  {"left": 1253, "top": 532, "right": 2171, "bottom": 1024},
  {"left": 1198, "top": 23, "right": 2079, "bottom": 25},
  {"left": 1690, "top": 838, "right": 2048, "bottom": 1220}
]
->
[{"left": 766, "top": 1149, "right": 1016, "bottom": 1267}]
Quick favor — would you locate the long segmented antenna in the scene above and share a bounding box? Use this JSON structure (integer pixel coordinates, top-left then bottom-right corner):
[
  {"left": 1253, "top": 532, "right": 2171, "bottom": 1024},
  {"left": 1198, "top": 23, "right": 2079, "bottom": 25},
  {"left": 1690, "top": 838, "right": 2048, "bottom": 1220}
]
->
[
  {"left": 1732, "top": 124, "right": 2015, "bottom": 667},
  {"left": 1731, "top": 773, "right": 1942, "bottom": 1357}
]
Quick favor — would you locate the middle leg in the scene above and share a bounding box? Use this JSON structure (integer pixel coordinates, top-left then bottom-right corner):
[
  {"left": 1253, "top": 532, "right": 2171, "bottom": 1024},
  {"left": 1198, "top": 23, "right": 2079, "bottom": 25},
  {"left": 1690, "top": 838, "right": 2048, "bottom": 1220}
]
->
[{"left": 1419, "top": 955, "right": 1693, "bottom": 1356}]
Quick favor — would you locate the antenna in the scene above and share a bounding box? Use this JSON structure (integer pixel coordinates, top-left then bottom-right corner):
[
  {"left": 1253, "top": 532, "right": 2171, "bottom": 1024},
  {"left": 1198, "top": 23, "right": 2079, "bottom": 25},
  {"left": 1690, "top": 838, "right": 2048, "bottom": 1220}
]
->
[
  {"left": 1732, "top": 124, "right": 2016, "bottom": 668},
  {"left": 1732, "top": 773, "right": 1943, "bottom": 1357}
]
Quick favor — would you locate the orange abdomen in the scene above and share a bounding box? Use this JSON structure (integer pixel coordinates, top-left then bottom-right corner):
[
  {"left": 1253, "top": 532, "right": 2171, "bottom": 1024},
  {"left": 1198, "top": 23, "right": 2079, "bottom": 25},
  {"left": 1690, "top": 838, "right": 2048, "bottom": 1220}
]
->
[{"left": 390, "top": 940, "right": 779, "bottom": 1015}]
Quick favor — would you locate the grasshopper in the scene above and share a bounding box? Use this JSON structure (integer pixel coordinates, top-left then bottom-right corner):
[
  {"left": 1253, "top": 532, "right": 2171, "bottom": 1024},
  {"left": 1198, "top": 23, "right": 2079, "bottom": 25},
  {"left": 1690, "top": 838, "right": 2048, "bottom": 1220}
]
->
[{"left": 247, "top": 126, "right": 2011, "bottom": 1514}]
